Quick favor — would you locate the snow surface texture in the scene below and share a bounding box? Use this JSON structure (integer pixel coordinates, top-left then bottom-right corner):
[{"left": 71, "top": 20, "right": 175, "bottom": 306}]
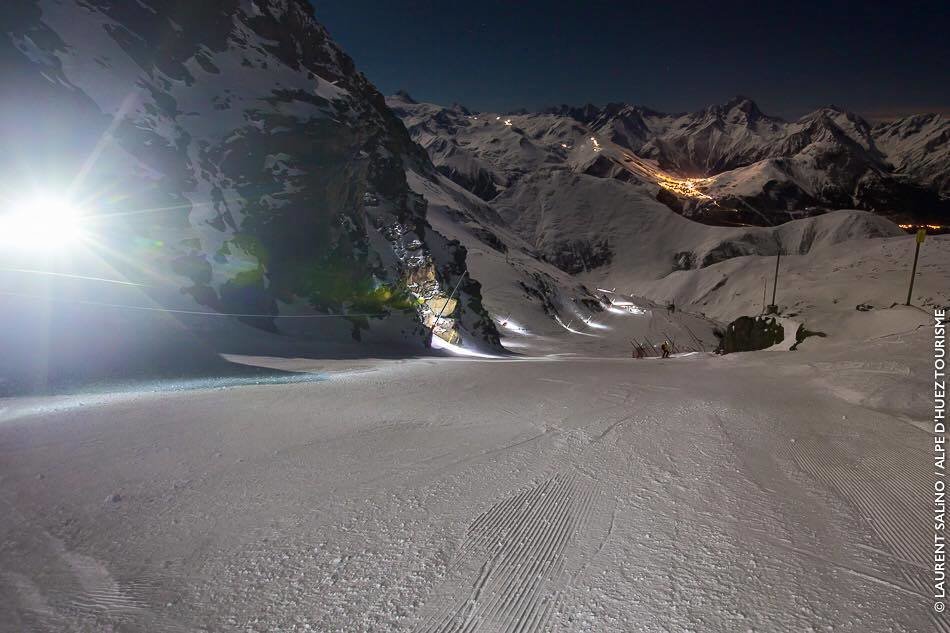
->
[{"left": 0, "top": 328, "right": 941, "bottom": 632}]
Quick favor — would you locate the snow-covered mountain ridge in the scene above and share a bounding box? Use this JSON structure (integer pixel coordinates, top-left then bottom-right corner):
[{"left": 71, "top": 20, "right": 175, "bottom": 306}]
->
[{"left": 391, "top": 93, "right": 949, "bottom": 226}]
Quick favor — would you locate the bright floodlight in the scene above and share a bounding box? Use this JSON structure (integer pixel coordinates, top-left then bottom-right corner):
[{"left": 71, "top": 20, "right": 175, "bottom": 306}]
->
[{"left": 0, "top": 195, "right": 86, "bottom": 252}]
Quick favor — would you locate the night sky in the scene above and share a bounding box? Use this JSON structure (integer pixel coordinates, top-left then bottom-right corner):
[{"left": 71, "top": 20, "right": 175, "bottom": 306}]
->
[{"left": 313, "top": 0, "right": 950, "bottom": 121}]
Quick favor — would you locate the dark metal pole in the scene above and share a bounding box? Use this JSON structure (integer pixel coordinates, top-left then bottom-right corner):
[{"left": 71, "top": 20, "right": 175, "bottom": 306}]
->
[
  {"left": 769, "top": 250, "right": 781, "bottom": 312},
  {"left": 906, "top": 240, "right": 922, "bottom": 306},
  {"left": 735, "top": 198, "right": 782, "bottom": 314}
]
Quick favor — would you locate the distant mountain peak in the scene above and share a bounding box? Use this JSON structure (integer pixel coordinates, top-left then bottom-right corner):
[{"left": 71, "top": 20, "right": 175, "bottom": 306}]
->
[
  {"left": 392, "top": 89, "right": 417, "bottom": 104},
  {"left": 708, "top": 96, "right": 767, "bottom": 123},
  {"left": 723, "top": 95, "right": 758, "bottom": 110}
]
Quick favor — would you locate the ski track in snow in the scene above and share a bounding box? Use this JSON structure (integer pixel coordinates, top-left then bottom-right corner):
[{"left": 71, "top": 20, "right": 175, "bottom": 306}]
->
[{"left": 415, "top": 472, "right": 597, "bottom": 633}]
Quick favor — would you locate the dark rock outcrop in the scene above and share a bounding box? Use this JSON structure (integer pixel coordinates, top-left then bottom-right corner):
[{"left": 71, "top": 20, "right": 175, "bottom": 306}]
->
[{"left": 715, "top": 316, "right": 785, "bottom": 354}]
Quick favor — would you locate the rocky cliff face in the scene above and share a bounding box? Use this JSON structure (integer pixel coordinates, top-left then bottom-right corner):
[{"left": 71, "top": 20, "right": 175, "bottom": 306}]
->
[{"left": 1, "top": 0, "right": 498, "bottom": 349}]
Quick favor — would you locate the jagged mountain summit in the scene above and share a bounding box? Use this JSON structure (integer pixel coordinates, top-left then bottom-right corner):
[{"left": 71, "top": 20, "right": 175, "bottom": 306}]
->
[
  {"left": 2, "top": 0, "right": 499, "bottom": 353},
  {"left": 391, "top": 93, "right": 949, "bottom": 227}
]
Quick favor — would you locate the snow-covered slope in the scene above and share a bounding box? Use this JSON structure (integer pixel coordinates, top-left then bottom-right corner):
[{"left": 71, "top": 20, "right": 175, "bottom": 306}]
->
[
  {"left": 0, "top": 0, "right": 501, "bottom": 386},
  {"left": 406, "top": 168, "right": 723, "bottom": 358},
  {"left": 633, "top": 228, "right": 950, "bottom": 341}
]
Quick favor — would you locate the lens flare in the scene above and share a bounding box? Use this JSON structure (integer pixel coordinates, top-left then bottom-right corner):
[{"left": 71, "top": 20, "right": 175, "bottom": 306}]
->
[{"left": 0, "top": 195, "right": 86, "bottom": 252}]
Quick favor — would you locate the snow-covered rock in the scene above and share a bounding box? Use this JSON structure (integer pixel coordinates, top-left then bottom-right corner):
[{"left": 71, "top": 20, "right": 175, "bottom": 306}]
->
[{"left": 1, "top": 0, "right": 500, "bottom": 355}]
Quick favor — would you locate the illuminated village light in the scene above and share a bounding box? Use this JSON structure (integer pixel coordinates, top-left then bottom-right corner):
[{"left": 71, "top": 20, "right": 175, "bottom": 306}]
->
[
  {"left": 618, "top": 152, "right": 716, "bottom": 202},
  {"left": 899, "top": 223, "right": 947, "bottom": 231}
]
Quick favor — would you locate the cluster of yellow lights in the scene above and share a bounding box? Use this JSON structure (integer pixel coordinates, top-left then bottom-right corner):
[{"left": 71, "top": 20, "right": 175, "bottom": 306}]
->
[
  {"left": 654, "top": 173, "right": 717, "bottom": 200},
  {"left": 582, "top": 134, "right": 715, "bottom": 201},
  {"left": 619, "top": 152, "right": 716, "bottom": 201},
  {"left": 899, "top": 223, "right": 946, "bottom": 230}
]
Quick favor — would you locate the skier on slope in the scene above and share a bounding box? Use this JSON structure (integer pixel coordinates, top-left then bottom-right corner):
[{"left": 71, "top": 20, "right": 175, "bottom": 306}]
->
[{"left": 660, "top": 341, "right": 671, "bottom": 359}]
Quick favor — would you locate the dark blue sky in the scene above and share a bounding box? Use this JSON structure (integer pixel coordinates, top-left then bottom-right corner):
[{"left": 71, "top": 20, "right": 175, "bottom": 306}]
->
[{"left": 313, "top": 0, "right": 950, "bottom": 120}]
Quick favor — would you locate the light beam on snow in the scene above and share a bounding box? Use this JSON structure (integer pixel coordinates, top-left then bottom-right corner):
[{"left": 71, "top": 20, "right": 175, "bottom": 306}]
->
[
  {"left": 607, "top": 305, "right": 647, "bottom": 315},
  {"left": 493, "top": 315, "right": 531, "bottom": 336},
  {"left": 430, "top": 334, "right": 500, "bottom": 358},
  {"left": 553, "top": 315, "right": 598, "bottom": 337}
]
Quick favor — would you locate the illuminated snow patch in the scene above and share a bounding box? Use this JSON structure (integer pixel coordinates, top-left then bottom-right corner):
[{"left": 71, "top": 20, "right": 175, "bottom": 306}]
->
[
  {"left": 499, "top": 338, "right": 530, "bottom": 349},
  {"left": 493, "top": 315, "right": 531, "bottom": 336},
  {"left": 553, "top": 315, "right": 598, "bottom": 337},
  {"left": 431, "top": 335, "right": 500, "bottom": 358},
  {"left": 607, "top": 304, "right": 647, "bottom": 315}
]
